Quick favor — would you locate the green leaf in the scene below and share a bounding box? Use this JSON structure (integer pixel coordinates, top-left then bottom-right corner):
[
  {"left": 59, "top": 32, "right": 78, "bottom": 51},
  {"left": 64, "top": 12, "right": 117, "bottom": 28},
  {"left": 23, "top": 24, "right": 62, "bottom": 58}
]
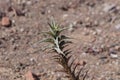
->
[
  {"left": 46, "top": 31, "right": 56, "bottom": 38},
  {"left": 42, "top": 38, "right": 54, "bottom": 44}
]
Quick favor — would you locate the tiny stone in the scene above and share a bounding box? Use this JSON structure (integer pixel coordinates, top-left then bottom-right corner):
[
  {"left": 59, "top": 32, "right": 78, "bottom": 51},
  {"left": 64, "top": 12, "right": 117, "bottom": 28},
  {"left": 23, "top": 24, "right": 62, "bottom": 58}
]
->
[
  {"left": 103, "top": 3, "right": 116, "bottom": 12},
  {"left": 114, "top": 46, "right": 120, "bottom": 51},
  {"left": 78, "top": 60, "right": 87, "bottom": 66},
  {"left": 68, "top": 23, "right": 74, "bottom": 32},
  {"left": 12, "top": 20, "right": 15, "bottom": 24},
  {"left": 82, "top": 52, "right": 87, "bottom": 55},
  {"left": 30, "top": 58, "right": 35, "bottom": 62},
  {"left": 92, "top": 31, "right": 97, "bottom": 35},
  {"left": 20, "top": 28, "right": 24, "bottom": 32},
  {"left": 5, "top": 57, "right": 9, "bottom": 61},
  {"left": 26, "top": 1, "right": 32, "bottom": 5},
  {"left": 25, "top": 71, "right": 36, "bottom": 80},
  {"left": 110, "top": 53, "right": 118, "bottom": 59},
  {"left": 115, "top": 24, "right": 120, "bottom": 30},
  {"left": 99, "top": 56, "right": 108, "bottom": 59},
  {"left": 1, "top": 17, "right": 11, "bottom": 27},
  {"left": 83, "top": 32, "right": 89, "bottom": 35},
  {"left": 62, "top": 14, "right": 68, "bottom": 19},
  {"left": 47, "top": 10, "right": 51, "bottom": 13},
  {"left": 96, "top": 29, "right": 102, "bottom": 34}
]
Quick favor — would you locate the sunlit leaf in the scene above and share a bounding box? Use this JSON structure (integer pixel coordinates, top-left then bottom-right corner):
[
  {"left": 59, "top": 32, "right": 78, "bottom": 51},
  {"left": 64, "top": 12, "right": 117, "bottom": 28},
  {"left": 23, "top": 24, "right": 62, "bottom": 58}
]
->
[{"left": 42, "top": 38, "right": 54, "bottom": 44}]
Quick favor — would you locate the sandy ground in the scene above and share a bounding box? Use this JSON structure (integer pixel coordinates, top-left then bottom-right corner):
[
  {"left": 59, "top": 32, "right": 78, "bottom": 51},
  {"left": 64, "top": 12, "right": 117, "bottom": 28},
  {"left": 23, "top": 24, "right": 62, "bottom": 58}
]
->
[{"left": 0, "top": 0, "right": 119, "bottom": 80}]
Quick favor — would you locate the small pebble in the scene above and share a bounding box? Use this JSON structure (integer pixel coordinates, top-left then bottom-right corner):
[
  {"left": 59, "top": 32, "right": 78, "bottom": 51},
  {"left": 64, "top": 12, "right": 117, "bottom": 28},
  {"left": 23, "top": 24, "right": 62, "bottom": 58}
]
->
[
  {"left": 110, "top": 53, "right": 118, "bottom": 59},
  {"left": 20, "top": 28, "right": 24, "bottom": 32},
  {"left": 99, "top": 56, "right": 108, "bottom": 59},
  {"left": 103, "top": 3, "right": 116, "bottom": 12},
  {"left": 115, "top": 24, "right": 120, "bottom": 30},
  {"left": 114, "top": 46, "right": 120, "bottom": 51},
  {"left": 26, "top": 1, "right": 32, "bottom": 5},
  {"left": 25, "top": 71, "right": 37, "bottom": 80},
  {"left": 30, "top": 58, "right": 35, "bottom": 62},
  {"left": 1, "top": 17, "right": 11, "bottom": 27},
  {"left": 68, "top": 23, "right": 74, "bottom": 32},
  {"left": 96, "top": 29, "right": 102, "bottom": 34},
  {"left": 62, "top": 14, "right": 68, "bottom": 19}
]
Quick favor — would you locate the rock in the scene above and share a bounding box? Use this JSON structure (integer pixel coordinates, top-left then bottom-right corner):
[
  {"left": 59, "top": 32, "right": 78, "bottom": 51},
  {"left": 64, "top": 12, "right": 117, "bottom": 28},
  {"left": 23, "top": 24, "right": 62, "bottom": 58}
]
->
[
  {"left": 1, "top": 17, "right": 11, "bottom": 27},
  {"left": 96, "top": 29, "right": 102, "bottom": 34},
  {"left": 115, "top": 24, "right": 120, "bottom": 30},
  {"left": 68, "top": 23, "right": 74, "bottom": 32},
  {"left": 99, "top": 56, "right": 109, "bottom": 64},
  {"left": 25, "top": 71, "right": 38, "bottom": 80},
  {"left": 114, "top": 46, "right": 120, "bottom": 51},
  {"left": 26, "top": 1, "right": 32, "bottom": 5},
  {"left": 109, "top": 49, "right": 118, "bottom": 59},
  {"left": 30, "top": 58, "right": 35, "bottom": 62},
  {"left": 79, "top": 60, "right": 86, "bottom": 66},
  {"left": 110, "top": 53, "right": 118, "bottom": 59},
  {"left": 99, "top": 56, "right": 108, "bottom": 59},
  {"left": 103, "top": 3, "right": 116, "bottom": 12},
  {"left": 20, "top": 28, "right": 24, "bottom": 32},
  {"left": 25, "top": 71, "right": 35, "bottom": 80},
  {"left": 62, "top": 14, "right": 68, "bottom": 19}
]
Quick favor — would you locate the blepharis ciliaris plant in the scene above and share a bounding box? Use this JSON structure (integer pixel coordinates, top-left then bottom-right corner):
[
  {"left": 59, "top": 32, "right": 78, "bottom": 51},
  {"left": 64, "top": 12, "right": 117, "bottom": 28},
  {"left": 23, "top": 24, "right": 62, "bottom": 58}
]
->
[{"left": 41, "top": 20, "right": 87, "bottom": 80}]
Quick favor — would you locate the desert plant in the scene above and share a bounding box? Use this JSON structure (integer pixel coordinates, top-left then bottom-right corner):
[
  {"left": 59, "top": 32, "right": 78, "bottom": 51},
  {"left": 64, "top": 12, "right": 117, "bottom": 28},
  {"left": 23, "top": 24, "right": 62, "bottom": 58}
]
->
[{"left": 41, "top": 20, "right": 87, "bottom": 80}]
